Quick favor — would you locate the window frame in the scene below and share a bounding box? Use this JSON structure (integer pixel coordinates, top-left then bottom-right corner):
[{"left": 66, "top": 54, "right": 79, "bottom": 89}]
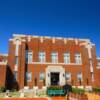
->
[
  {"left": 51, "top": 52, "right": 58, "bottom": 63},
  {"left": 39, "top": 52, "right": 46, "bottom": 63},
  {"left": 64, "top": 52, "right": 70, "bottom": 64},
  {"left": 75, "top": 53, "right": 82, "bottom": 64}
]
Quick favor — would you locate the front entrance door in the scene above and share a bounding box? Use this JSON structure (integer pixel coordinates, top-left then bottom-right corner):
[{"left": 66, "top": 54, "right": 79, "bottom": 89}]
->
[{"left": 51, "top": 72, "right": 59, "bottom": 85}]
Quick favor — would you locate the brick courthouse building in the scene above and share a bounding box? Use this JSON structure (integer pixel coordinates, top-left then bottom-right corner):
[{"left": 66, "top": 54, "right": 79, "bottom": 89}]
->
[{"left": 0, "top": 34, "right": 100, "bottom": 90}]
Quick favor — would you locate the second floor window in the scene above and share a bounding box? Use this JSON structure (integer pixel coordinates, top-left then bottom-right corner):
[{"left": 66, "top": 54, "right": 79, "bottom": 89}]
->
[
  {"left": 75, "top": 53, "right": 82, "bottom": 64},
  {"left": 97, "top": 62, "right": 100, "bottom": 66},
  {"left": 64, "top": 52, "right": 70, "bottom": 64},
  {"left": 51, "top": 52, "right": 58, "bottom": 63},
  {"left": 39, "top": 52, "right": 45, "bottom": 63},
  {"left": 26, "top": 51, "right": 33, "bottom": 63}
]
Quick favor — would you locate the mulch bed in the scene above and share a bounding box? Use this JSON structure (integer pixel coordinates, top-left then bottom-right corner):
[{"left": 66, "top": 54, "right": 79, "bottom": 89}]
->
[{"left": 0, "top": 98, "right": 48, "bottom": 100}]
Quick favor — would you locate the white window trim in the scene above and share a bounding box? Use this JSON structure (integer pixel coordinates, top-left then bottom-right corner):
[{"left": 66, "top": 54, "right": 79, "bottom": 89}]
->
[
  {"left": 26, "top": 51, "right": 33, "bottom": 64},
  {"left": 26, "top": 72, "right": 32, "bottom": 82},
  {"left": 64, "top": 52, "right": 70, "bottom": 64},
  {"left": 39, "top": 52, "right": 46, "bottom": 63},
  {"left": 77, "top": 72, "right": 83, "bottom": 81},
  {"left": 65, "top": 72, "right": 71, "bottom": 81},
  {"left": 51, "top": 52, "right": 58, "bottom": 64},
  {"left": 75, "top": 53, "right": 82, "bottom": 64}
]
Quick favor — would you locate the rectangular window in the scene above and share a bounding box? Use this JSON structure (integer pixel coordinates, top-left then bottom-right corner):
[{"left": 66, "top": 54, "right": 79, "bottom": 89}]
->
[
  {"left": 39, "top": 52, "right": 46, "bottom": 63},
  {"left": 77, "top": 72, "right": 82, "bottom": 85},
  {"left": 77, "top": 72, "right": 82, "bottom": 81},
  {"left": 64, "top": 52, "right": 70, "bottom": 64},
  {"left": 97, "top": 62, "right": 100, "bottom": 66},
  {"left": 15, "top": 56, "right": 18, "bottom": 66},
  {"left": 26, "top": 51, "right": 33, "bottom": 63},
  {"left": 39, "top": 72, "right": 45, "bottom": 80},
  {"left": 51, "top": 52, "right": 58, "bottom": 63},
  {"left": 14, "top": 71, "right": 18, "bottom": 81},
  {"left": 65, "top": 72, "right": 71, "bottom": 81},
  {"left": 75, "top": 53, "right": 82, "bottom": 64},
  {"left": 26, "top": 72, "right": 32, "bottom": 82}
]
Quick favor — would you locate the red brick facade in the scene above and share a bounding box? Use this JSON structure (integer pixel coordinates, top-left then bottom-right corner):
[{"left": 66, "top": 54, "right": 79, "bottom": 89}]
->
[
  {"left": 0, "top": 34, "right": 100, "bottom": 90},
  {"left": 0, "top": 54, "right": 7, "bottom": 87}
]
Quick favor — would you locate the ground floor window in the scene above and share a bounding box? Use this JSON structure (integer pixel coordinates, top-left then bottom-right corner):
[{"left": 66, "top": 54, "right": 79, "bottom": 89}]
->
[
  {"left": 65, "top": 72, "right": 71, "bottom": 81},
  {"left": 26, "top": 72, "right": 32, "bottom": 82},
  {"left": 39, "top": 72, "right": 45, "bottom": 80}
]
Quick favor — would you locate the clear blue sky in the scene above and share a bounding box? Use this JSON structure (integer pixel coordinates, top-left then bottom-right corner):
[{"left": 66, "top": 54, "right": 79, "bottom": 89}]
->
[{"left": 0, "top": 0, "right": 100, "bottom": 57}]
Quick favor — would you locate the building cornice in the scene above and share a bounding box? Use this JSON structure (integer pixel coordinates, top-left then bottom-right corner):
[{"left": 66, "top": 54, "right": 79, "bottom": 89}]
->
[
  {"left": 12, "top": 34, "right": 92, "bottom": 43},
  {"left": 0, "top": 54, "right": 8, "bottom": 56}
]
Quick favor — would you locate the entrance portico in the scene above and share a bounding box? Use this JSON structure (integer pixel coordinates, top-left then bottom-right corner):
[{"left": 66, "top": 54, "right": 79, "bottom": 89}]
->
[{"left": 46, "top": 66, "right": 65, "bottom": 87}]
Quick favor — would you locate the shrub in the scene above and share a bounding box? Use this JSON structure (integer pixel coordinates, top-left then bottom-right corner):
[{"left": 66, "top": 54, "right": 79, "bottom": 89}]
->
[
  {"left": 72, "top": 88, "right": 85, "bottom": 94},
  {"left": 0, "top": 87, "right": 6, "bottom": 92},
  {"left": 93, "top": 87, "right": 100, "bottom": 93},
  {"left": 47, "top": 86, "right": 63, "bottom": 90}
]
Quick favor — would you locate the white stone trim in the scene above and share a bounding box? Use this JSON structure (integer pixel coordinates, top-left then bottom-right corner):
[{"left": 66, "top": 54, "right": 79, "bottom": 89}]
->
[
  {"left": 64, "top": 38, "right": 67, "bottom": 44},
  {"left": 68, "top": 38, "right": 74, "bottom": 40},
  {"left": 12, "top": 34, "right": 93, "bottom": 44},
  {"left": 9, "top": 39, "right": 13, "bottom": 41},
  {"left": 56, "top": 37, "right": 63, "bottom": 40},
  {"left": 97, "top": 58, "right": 100, "bottom": 59},
  {"left": 13, "top": 34, "right": 26, "bottom": 37},
  {"left": 79, "top": 39, "right": 90, "bottom": 42},
  {"left": 40, "top": 37, "right": 43, "bottom": 43},
  {"left": 0, "top": 62, "right": 7, "bottom": 65},
  {"left": 75, "top": 39, "right": 78, "bottom": 45},
  {"left": 14, "top": 65, "right": 18, "bottom": 71},
  {"left": 28, "top": 35, "right": 31, "bottom": 42},
  {"left": 0, "top": 54, "right": 8, "bottom": 56},
  {"left": 31, "top": 61, "right": 82, "bottom": 65},
  {"left": 52, "top": 38, "right": 55, "bottom": 43},
  {"left": 46, "top": 66, "right": 65, "bottom": 86},
  {"left": 96, "top": 66, "right": 100, "bottom": 69}
]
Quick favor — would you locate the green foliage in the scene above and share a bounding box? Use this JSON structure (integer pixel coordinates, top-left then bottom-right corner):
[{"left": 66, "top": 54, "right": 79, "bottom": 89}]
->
[
  {"left": 10, "top": 89, "right": 17, "bottom": 92},
  {"left": 72, "top": 88, "right": 85, "bottom": 94},
  {"left": 93, "top": 87, "right": 100, "bottom": 93},
  {"left": 47, "top": 86, "right": 63, "bottom": 90},
  {"left": 0, "top": 87, "right": 6, "bottom": 93}
]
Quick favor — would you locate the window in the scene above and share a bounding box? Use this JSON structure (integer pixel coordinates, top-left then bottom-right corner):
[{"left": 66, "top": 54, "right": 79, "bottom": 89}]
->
[
  {"left": 39, "top": 52, "right": 46, "bottom": 63},
  {"left": 39, "top": 72, "right": 45, "bottom": 80},
  {"left": 26, "top": 72, "right": 32, "bottom": 82},
  {"left": 15, "top": 56, "right": 18, "bottom": 66},
  {"left": 64, "top": 52, "right": 70, "bottom": 64},
  {"left": 97, "top": 62, "right": 100, "bottom": 66},
  {"left": 65, "top": 72, "right": 71, "bottom": 81},
  {"left": 75, "top": 53, "right": 82, "bottom": 64},
  {"left": 51, "top": 52, "right": 58, "bottom": 63},
  {"left": 14, "top": 71, "right": 18, "bottom": 81},
  {"left": 77, "top": 72, "right": 82, "bottom": 81},
  {"left": 26, "top": 51, "right": 33, "bottom": 63},
  {"left": 77, "top": 72, "right": 82, "bottom": 85}
]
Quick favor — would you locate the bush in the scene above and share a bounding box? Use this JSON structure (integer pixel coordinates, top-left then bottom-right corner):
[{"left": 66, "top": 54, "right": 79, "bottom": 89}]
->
[
  {"left": 93, "top": 87, "right": 100, "bottom": 93},
  {"left": 72, "top": 88, "right": 85, "bottom": 94},
  {"left": 0, "top": 87, "right": 6, "bottom": 92},
  {"left": 10, "top": 89, "right": 17, "bottom": 92},
  {"left": 47, "top": 86, "right": 63, "bottom": 90}
]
